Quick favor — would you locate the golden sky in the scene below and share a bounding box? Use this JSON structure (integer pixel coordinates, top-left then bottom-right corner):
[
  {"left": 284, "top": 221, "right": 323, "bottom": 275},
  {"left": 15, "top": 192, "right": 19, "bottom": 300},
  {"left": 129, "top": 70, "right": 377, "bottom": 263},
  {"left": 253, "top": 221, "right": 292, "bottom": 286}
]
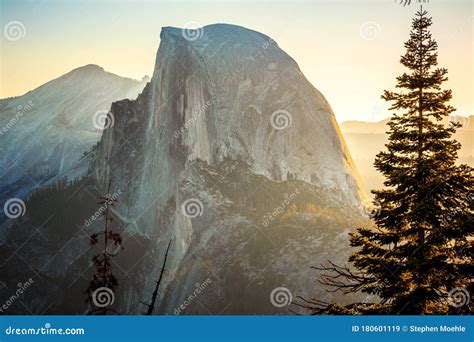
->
[{"left": 1, "top": 0, "right": 472, "bottom": 122}]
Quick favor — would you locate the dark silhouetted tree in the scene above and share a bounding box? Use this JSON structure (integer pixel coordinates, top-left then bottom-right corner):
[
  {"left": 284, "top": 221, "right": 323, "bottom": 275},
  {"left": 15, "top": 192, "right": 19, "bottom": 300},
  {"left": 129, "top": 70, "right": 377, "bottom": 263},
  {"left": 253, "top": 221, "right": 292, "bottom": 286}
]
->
[
  {"left": 297, "top": 7, "right": 473, "bottom": 315},
  {"left": 396, "top": 0, "right": 429, "bottom": 7},
  {"left": 86, "top": 181, "right": 123, "bottom": 315},
  {"left": 141, "top": 239, "right": 172, "bottom": 315}
]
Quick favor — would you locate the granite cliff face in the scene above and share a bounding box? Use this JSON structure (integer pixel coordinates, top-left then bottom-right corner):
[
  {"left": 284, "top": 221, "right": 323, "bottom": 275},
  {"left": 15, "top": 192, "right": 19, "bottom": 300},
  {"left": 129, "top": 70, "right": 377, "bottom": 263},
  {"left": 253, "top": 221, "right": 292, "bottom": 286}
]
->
[
  {"left": 90, "top": 24, "right": 367, "bottom": 314},
  {"left": 93, "top": 24, "right": 365, "bottom": 232},
  {"left": 0, "top": 24, "right": 368, "bottom": 315}
]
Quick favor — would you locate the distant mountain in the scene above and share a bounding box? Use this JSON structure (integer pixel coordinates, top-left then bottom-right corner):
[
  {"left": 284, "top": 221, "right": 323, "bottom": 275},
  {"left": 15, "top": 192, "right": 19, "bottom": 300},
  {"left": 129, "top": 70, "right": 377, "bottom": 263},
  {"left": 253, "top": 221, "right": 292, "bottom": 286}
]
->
[
  {"left": 0, "top": 65, "right": 148, "bottom": 220},
  {"left": 340, "top": 115, "right": 473, "bottom": 193},
  {"left": 341, "top": 114, "right": 473, "bottom": 134},
  {"left": 1, "top": 24, "right": 368, "bottom": 314}
]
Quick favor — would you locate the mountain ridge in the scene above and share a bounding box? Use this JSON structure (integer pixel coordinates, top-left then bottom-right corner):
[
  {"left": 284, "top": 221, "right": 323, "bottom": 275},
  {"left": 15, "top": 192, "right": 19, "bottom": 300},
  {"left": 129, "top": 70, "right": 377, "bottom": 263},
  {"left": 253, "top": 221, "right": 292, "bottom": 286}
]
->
[
  {"left": 0, "top": 65, "right": 148, "bottom": 222},
  {"left": 1, "top": 24, "right": 368, "bottom": 314},
  {"left": 340, "top": 114, "right": 473, "bottom": 192},
  {"left": 0, "top": 64, "right": 146, "bottom": 101}
]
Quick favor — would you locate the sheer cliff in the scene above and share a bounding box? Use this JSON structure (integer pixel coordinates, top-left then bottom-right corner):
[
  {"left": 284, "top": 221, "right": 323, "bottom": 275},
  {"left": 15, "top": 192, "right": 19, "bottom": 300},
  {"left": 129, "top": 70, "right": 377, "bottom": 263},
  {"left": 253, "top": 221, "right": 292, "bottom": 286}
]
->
[
  {"left": 0, "top": 24, "right": 368, "bottom": 314},
  {"left": 91, "top": 24, "right": 367, "bottom": 314}
]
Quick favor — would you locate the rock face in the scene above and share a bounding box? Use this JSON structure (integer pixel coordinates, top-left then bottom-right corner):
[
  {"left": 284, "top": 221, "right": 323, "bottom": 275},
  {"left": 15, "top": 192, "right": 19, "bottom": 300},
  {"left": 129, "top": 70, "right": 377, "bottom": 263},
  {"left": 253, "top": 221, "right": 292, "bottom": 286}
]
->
[
  {"left": 94, "top": 24, "right": 365, "bottom": 231},
  {"left": 0, "top": 65, "right": 147, "bottom": 224},
  {"left": 89, "top": 24, "right": 367, "bottom": 314},
  {"left": 0, "top": 24, "right": 368, "bottom": 315}
]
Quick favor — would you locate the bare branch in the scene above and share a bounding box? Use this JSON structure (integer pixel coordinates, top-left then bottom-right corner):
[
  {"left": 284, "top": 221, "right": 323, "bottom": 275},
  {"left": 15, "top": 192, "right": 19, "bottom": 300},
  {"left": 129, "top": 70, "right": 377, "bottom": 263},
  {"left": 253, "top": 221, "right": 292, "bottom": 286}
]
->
[{"left": 142, "top": 239, "right": 172, "bottom": 315}]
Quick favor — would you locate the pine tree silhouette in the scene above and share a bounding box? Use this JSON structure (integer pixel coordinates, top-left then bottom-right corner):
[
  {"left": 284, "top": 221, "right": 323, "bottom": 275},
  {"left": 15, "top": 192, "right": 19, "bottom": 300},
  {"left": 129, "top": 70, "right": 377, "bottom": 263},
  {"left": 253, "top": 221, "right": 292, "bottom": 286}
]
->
[
  {"left": 86, "top": 180, "right": 123, "bottom": 315},
  {"left": 297, "top": 7, "right": 473, "bottom": 315}
]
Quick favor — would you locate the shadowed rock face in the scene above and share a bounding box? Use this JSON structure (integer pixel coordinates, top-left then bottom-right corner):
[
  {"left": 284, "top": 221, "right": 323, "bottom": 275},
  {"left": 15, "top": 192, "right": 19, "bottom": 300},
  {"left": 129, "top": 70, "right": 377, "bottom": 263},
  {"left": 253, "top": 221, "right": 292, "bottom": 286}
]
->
[
  {"left": 91, "top": 24, "right": 368, "bottom": 314},
  {"left": 0, "top": 24, "right": 367, "bottom": 315},
  {"left": 0, "top": 65, "right": 147, "bottom": 223}
]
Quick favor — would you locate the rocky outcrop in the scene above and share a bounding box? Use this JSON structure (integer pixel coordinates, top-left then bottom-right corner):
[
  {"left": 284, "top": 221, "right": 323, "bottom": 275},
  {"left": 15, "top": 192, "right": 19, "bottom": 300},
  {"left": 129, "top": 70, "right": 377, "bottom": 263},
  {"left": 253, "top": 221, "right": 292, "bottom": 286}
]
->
[
  {"left": 0, "top": 24, "right": 368, "bottom": 315},
  {"left": 90, "top": 24, "right": 367, "bottom": 314}
]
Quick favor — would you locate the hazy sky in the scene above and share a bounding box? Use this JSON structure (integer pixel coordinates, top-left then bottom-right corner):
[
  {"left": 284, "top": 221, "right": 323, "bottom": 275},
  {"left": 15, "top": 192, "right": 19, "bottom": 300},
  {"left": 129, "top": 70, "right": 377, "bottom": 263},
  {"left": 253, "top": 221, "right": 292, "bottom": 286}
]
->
[{"left": 1, "top": 0, "right": 472, "bottom": 122}]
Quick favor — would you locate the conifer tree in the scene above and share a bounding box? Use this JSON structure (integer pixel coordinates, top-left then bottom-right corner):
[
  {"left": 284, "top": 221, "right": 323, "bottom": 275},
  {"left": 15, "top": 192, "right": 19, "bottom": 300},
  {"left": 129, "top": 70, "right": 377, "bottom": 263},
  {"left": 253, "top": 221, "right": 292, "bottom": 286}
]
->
[
  {"left": 86, "top": 181, "right": 123, "bottom": 315},
  {"left": 298, "top": 7, "right": 473, "bottom": 315}
]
